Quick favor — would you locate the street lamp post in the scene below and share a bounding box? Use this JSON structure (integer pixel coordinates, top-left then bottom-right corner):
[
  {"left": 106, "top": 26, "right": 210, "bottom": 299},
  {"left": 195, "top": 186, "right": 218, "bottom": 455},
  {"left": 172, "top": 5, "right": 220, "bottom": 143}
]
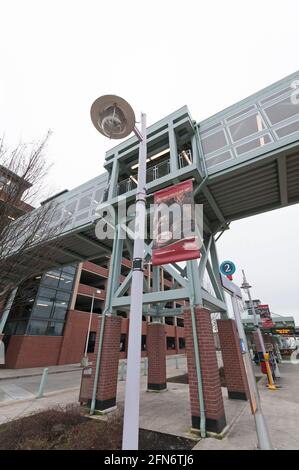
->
[
  {"left": 241, "top": 270, "right": 276, "bottom": 390},
  {"left": 90, "top": 95, "right": 147, "bottom": 450},
  {"left": 231, "top": 292, "right": 273, "bottom": 450},
  {"left": 121, "top": 112, "right": 146, "bottom": 450}
]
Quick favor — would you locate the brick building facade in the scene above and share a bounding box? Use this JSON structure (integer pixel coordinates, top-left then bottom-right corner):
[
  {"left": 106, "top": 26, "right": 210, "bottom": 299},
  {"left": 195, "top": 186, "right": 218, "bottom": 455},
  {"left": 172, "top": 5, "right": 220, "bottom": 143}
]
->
[{"left": 1, "top": 257, "right": 186, "bottom": 369}]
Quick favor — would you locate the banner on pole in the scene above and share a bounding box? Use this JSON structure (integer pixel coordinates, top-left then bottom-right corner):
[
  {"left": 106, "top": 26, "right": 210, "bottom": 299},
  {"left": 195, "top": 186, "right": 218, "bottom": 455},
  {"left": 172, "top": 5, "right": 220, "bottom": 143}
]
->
[
  {"left": 258, "top": 304, "right": 271, "bottom": 319},
  {"left": 152, "top": 179, "right": 201, "bottom": 266}
]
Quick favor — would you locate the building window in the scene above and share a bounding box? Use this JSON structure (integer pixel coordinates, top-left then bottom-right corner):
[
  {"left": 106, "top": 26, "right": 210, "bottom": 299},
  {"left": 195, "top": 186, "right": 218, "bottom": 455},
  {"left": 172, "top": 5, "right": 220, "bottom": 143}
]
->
[
  {"left": 87, "top": 331, "right": 96, "bottom": 353},
  {"left": 26, "top": 265, "right": 76, "bottom": 336},
  {"left": 47, "top": 321, "right": 64, "bottom": 336},
  {"left": 179, "top": 337, "right": 185, "bottom": 349},
  {"left": 141, "top": 335, "right": 146, "bottom": 351},
  {"left": 42, "top": 270, "right": 61, "bottom": 288},
  {"left": 120, "top": 333, "right": 126, "bottom": 352},
  {"left": 167, "top": 336, "right": 176, "bottom": 350},
  {"left": 34, "top": 298, "right": 53, "bottom": 318},
  {"left": 27, "top": 320, "right": 48, "bottom": 335},
  {"left": 27, "top": 320, "right": 64, "bottom": 336}
]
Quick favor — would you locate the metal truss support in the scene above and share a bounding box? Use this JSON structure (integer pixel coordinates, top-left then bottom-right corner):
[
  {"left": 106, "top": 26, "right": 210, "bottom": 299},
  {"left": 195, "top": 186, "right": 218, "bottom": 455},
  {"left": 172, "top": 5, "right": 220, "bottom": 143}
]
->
[
  {"left": 90, "top": 224, "right": 121, "bottom": 415},
  {"left": 108, "top": 235, "right": 227, "bottom": 314}
]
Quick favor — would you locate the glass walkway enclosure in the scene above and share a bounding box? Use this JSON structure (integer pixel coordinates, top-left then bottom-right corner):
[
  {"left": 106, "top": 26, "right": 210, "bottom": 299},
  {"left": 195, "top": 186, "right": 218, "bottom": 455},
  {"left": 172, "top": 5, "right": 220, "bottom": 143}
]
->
[{"left": 2, "top": 71, "right": 299, "bottom": 286}]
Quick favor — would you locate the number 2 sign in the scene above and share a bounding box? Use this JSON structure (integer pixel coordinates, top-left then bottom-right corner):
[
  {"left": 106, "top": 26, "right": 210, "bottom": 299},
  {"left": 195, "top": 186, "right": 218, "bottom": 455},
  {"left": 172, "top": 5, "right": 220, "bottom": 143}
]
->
[{"left": 220, "top": 260, "right": 236, "bottom": 276}]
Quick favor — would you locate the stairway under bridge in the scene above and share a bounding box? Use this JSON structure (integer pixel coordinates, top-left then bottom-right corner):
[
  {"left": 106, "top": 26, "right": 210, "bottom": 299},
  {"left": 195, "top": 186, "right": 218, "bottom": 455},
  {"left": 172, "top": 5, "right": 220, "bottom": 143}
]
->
[{"left": 1, "top": 71, "right": 299, "bottom": 314}]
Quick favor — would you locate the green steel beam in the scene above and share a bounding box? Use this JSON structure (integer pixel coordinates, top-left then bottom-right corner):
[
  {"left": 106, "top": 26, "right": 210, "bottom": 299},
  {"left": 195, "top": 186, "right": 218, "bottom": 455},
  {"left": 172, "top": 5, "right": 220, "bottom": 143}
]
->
[
  {"left": 198, "top": 235, "right": 213, "bottom": 284},
  {"left": 112, "top": 287, "right": 190, "bottom": 307},
  {"left": 201, "top": 289, "right": 227, "bottom": 313},
  {"left": 145, "top": 307, "right": 184, "bottom": 317}
]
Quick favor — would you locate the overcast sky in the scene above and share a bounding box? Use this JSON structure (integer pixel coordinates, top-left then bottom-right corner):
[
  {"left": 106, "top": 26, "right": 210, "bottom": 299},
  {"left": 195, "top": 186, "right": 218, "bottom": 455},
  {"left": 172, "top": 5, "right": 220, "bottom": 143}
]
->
[{"left": 0, "top": 1, "right": 298, "bottom": 323}]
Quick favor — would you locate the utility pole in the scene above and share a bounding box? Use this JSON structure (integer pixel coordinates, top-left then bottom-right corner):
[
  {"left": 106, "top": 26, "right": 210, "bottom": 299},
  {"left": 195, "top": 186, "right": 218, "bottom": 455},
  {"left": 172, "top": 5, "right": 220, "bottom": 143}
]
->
[
  {"left": 241, "top": 270, "right": 277, "bottom": 390},
  {"left": 231, "top": 292, "right": 273, "bottom": 450}
]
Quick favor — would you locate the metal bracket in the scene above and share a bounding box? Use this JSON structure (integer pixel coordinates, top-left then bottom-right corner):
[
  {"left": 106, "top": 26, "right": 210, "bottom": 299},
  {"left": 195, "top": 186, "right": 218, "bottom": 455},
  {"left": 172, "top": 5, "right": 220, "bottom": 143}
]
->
[{"left": 133, "top": 258, "right": 144, "bottom": 271}]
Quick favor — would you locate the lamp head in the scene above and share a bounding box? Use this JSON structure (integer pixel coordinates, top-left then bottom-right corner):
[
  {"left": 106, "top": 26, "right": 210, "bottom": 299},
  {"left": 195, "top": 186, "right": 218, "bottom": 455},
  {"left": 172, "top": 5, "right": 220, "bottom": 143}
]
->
[{"left": 90, "top": 94, "right": 135, "bottom": 139}]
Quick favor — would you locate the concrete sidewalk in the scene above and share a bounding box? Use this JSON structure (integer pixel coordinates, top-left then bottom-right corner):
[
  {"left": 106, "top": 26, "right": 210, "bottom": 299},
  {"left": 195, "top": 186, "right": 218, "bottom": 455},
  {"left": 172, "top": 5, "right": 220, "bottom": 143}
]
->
[
  {"left": 193, "top": 362, "right": 299, "bottom": 450},
  {"left": 0, "top": 363, "right": 82, "bottom": 380},
  {"left": 1, "top": 358, "right": 298, "bottom": 450}
]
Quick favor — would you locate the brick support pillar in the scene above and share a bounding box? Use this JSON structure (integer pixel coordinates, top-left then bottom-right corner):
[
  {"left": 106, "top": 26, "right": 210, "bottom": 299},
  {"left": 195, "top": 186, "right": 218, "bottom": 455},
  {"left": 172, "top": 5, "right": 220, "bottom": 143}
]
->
[
  {"left": 87, "top": 315, "right": 121, "bottom": 411},
  {"left": 147, "top": 322, "right": 167, "bottom": 391},
  {"left": 217, "top": 319, "right": 249, "bottom": 401},
  {"left": 185, "top": 307, "right": 226, "bottom": 434}
]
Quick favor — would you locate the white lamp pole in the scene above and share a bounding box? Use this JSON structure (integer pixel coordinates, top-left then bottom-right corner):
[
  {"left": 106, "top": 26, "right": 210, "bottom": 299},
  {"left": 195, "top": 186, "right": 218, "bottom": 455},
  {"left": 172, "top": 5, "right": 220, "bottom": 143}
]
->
[
  {"left": 90, "top": 96, "right": 146, "bottom": 450},
  {"left": 122, "top": 113, "right": 147, "bottom": 450}
]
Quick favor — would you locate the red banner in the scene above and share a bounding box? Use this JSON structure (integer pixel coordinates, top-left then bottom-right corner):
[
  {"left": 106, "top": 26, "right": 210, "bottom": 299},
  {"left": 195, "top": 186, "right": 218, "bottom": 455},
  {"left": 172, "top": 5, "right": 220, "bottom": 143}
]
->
[
  {"left": 152, "top": 179, "right": 200, "bottom": 266},
  {"left": 258, "top": 304, "right": 271, "bottom": 319},
  {"left": 262, "top": 318, "right": 275, "bottom": 328}
]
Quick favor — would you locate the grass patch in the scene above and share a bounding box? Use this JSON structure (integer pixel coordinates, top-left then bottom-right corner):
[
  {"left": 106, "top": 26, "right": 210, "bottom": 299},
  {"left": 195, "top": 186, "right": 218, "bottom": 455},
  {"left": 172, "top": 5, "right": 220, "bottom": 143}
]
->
[
  {"left": 0, "top": 405, "right": 195, "bottom": 450},
  {"left": 0, "top": 404, "right": 122, "bottom": 450}
]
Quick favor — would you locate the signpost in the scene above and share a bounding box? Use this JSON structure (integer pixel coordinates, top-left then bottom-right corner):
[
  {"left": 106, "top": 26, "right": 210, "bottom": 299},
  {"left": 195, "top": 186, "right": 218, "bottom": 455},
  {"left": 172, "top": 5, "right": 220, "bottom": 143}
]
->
[{"left": 220, "top": 264, "right": 273, "bottom": 450}]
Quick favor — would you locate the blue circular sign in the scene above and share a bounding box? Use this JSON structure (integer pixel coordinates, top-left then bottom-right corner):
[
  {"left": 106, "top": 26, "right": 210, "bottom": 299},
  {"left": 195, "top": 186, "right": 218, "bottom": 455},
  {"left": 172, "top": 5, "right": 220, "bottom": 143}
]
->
[{"left": 220, "top": 260, "right": 236, "bottom": 276}]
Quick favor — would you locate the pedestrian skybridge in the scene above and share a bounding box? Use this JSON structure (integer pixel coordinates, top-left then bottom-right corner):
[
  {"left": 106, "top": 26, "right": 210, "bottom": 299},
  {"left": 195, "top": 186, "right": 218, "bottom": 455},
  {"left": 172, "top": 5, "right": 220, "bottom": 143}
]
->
[{"left": 2, "top": 71, "right": 299, "bottom": 286}]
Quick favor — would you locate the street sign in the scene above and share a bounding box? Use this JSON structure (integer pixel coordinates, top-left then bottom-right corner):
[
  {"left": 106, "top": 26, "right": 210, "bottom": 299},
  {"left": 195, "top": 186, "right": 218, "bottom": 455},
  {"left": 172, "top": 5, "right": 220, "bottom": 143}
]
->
[{"left": 220, "top": 260, "right": 236, "bottom": 276}]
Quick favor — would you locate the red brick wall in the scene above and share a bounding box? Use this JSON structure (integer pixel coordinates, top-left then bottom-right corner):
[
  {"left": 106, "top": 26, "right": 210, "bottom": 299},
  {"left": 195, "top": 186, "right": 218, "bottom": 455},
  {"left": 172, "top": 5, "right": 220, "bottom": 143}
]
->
[
  {"left": 217, "top": 319, "right": 249, "bottom": 400},
  {"left": 185, "top": 307, "right": 226, "bottom": 433},
  {"left": 77, "top": 284, "right": 106, "bottom": 300},
  {"left": 3, "top": 312, "right": 187, "bottom": 369},
  {"left": 147, "top": 322, "right": 167, "bottom": 391},
  {"left": 58, "top": 310, "right": 100, "bottom": 365},
  {"left": 5, "top": 335, "right": 63, "bottom": 368},
  {"left": 86, "top": 315, "right": 121, "bottom": 410},
  {"left": 82, "top": 261, "right": 109, "bottom": 278}
]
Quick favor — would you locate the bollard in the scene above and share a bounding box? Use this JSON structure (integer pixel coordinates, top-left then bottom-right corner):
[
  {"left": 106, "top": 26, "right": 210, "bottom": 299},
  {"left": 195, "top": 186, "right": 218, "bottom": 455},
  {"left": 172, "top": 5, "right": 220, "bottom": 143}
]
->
[
  {"left": 143, "top": 357, "right": 148, "bottom": 376},
  {"left": 120, "top": 361, "right": 126, "bottom": 381},
  {"left": 175, "top": 356, "right": 179, "bottom": 369},
  {"left": 264, "top": 353, "right": 278, "bottom": 390},
  {"left": 36, "top": 368, "right": 49, "bottom": 399}
]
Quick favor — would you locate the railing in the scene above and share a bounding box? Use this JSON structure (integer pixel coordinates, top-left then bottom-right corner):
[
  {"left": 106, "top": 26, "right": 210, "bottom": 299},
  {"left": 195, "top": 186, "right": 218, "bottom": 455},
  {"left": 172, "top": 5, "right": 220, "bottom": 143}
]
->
[
  {"left": 198, "top": 74, "right": 299, "bottom": 173},
  {"left": 116, "top": 150, "right": 193, "bottom": 196}
]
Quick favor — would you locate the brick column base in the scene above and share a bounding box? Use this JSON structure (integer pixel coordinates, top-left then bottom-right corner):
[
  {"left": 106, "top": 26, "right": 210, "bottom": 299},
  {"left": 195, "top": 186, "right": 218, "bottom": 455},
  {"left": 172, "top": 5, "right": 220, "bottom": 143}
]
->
[
  {"left": 185, "top": 307, "right": 226, "bottom": 434},
  {"left": 217, "top": 319, "right": 249, "bottom": 401},
  {"left": 86, "top": 315, "right": 121, "bottom": 411},
  {"left": 147, "top": 322, "right": 167, "bottom": 391}
]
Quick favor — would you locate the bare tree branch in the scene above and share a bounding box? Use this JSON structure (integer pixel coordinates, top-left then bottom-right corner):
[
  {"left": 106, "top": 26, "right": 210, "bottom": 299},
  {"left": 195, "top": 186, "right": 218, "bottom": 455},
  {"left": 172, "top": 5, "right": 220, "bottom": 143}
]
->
[{"left": 0, "top": 133, "right": 71, "bottom": 302}]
